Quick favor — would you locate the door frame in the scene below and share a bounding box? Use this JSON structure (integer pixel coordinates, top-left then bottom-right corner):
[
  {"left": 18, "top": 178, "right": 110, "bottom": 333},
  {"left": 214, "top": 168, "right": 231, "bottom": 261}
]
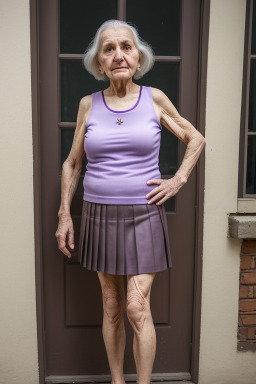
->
[{"left": 30, "top": 0, "right": 211, "bottom": 383}]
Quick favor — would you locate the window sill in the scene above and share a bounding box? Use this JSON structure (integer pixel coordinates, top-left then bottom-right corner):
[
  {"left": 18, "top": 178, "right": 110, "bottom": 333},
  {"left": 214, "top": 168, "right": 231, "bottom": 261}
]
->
[{"left": 229, "top": 214, "right": 256, "bottom": 239}]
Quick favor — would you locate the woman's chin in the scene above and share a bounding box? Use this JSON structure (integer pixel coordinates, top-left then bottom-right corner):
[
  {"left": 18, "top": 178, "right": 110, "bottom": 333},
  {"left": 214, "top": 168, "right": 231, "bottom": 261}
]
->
[{"left": 109, "top": 73, "right": 135, "bottom": 81}]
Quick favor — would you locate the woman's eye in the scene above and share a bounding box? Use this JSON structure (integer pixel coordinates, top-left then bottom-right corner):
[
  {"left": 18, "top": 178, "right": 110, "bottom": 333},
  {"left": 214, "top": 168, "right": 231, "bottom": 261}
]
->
[{"left": 124, "top": 45, "right": 131, "bottom": 50}]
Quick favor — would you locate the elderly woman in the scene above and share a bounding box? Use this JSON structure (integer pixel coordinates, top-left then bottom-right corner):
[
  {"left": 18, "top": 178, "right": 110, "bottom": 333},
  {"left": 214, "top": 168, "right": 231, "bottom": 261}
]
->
[{"left": 56, "top": 19, "right": 205, "bottom": 384}]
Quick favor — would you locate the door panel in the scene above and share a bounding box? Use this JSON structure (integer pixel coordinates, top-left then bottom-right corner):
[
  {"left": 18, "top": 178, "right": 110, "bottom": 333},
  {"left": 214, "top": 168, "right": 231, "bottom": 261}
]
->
[{"left": 39, "top": 0, "right": 201, "bottom": 380}]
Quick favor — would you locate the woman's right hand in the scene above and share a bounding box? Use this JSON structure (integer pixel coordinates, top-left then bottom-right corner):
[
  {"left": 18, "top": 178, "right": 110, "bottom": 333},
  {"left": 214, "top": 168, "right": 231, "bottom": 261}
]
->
[{"left": 55, "top": 213, "right": 75, "bottom": 258}]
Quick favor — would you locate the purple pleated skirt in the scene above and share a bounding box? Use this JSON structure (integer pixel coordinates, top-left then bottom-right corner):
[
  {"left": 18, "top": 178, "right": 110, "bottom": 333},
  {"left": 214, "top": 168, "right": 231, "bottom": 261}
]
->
[{"left": 78, "top": 200, "right": 172, "bottom": 275}]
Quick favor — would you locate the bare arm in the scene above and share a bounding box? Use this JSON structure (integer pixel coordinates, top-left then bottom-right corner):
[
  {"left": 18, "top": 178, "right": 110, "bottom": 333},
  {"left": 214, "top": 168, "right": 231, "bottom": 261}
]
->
[
  {"left": 156, "top": 87, "right": 206, "bottom": 182},
  {"left": 58, "top": 95, "right": 92, "bottom": 216},
  {"left": 55, "top": 95, "right": 92, "bottom": 257},
  {"left": 146, "top": 88, "right": 206, "bottom": 205}
]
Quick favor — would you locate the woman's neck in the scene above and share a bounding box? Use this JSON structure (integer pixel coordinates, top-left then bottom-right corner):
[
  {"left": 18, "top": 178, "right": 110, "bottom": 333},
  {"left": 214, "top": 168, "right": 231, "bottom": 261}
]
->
[{"left": 106, "top": 80, "right": 139, "bottom": 98}]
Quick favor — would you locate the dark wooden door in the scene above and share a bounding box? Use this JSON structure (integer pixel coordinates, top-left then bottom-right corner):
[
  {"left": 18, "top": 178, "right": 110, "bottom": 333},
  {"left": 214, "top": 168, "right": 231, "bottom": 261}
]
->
[{"left": 39, "top": 0, "right": 201, "bottom": 381}]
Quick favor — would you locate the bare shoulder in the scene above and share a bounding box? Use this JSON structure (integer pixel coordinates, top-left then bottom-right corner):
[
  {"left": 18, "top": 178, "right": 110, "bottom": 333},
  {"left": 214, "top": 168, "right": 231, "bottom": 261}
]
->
[
  {"left": 79, "top": 94, "right": 92, "bottom": 106},
  {"left": 64, "top": 94, "right": 93, "bottom": 166},
  {"left": 75, "top": 94, "right": 92, "bottom": 135},
  {"left": 151, "top": 87, "right": 166, "bottom": 104},
  {"left": 151, "top": 87, "right": 180, "bottom": 121},
  {"left": 150, "top": 87, "right": 166, "bottom": 124},
  {"left": 79, "top": 94, "right": 93, "bottom": 121}
]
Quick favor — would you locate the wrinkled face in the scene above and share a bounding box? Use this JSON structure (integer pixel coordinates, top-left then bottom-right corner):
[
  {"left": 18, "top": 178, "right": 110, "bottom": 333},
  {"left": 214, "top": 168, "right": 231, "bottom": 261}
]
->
[{"left": 97, "top": 27, "right": 141, "bottom": 81}]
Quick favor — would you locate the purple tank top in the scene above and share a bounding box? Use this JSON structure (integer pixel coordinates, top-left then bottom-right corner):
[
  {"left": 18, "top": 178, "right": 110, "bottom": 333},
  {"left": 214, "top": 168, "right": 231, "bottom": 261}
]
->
[{"left": 83, "top": 85, "right": 162, "bottom": 204}]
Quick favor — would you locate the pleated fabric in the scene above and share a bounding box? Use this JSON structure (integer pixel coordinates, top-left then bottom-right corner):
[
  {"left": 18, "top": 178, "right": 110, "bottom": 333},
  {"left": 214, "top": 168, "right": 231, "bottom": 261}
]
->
[{"left": 78, "top": 200, "right": 172, "bottom": 275}]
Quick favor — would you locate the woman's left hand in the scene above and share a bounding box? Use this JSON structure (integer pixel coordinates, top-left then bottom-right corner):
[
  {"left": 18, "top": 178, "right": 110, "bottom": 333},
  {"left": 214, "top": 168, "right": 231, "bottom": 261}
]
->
[{"left": 146, "top": 174, "right": 187, "bottom": 205}]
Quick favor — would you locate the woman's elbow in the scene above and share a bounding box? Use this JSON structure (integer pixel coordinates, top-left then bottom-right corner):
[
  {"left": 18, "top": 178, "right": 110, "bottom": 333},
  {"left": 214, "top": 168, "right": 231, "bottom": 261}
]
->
[
  {"left": 63, "top": 157, "right": 75, "bottom": 169},
  {"left": 196, "top": 132, "right": 206, "bottom": 146},
  {"left": 187, "top": 131, "right": 206, "bottom": 147},
  {"left": 63, "top": 155, "right": 83, "bottom": 172}
]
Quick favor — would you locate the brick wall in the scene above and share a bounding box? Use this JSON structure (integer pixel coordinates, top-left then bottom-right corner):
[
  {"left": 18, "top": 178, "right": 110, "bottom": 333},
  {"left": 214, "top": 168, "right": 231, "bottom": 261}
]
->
[{"left": 238, "top": 239, "right": 256, "bottom": 351}]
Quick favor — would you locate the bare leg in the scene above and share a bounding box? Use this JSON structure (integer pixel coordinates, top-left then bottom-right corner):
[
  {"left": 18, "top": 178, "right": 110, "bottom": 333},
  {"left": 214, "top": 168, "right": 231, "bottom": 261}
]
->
[
  {"left": 126, "top": 273, "right": 156, "bottom": 384},
  {"left": 97, "top": 271, "right": 126, "bottom": 384}
]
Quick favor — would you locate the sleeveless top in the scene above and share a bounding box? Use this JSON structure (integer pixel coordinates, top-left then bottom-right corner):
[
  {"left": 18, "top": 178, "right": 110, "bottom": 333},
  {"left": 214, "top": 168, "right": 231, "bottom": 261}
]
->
[{"left": 83, "top": 85, "right": 162, "bottom": 204}]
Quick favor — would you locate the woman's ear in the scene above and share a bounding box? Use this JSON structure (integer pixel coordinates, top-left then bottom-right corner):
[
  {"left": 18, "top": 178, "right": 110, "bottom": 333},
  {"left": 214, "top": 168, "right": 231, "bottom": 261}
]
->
[
  {"left": 138, "top": 52, "right": 143, "bottom": 69},
  {"left": 95, "top": 56, "right": 103, "bottom": 73},
  {"left": 137, "top": 55, "right": 142, "bottom": 71}
]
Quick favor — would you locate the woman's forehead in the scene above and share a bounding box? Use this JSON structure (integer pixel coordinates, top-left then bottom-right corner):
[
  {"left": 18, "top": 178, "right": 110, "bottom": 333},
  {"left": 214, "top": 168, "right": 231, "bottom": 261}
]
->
[{"left": 100, "top": 27, "right": 135, "bottom": 45}]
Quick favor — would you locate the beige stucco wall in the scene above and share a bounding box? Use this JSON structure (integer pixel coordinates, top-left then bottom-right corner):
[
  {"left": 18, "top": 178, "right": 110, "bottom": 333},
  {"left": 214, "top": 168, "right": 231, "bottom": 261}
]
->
[
  {"left": 0, "top": 1, "right": 39, "bottom": 383},
  {"left": 199, "top": 0, "right": 256, "bottom": 384}
]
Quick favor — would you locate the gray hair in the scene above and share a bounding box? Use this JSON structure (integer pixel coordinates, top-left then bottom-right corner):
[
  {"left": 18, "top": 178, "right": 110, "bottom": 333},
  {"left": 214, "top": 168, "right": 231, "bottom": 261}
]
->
[{"left": 82, "top": 19, "right": 155, "bottom": 81}]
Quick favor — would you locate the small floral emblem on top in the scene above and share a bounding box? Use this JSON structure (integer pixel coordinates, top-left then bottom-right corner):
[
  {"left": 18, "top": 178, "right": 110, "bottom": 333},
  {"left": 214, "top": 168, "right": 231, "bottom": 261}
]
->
[{"left": 116, "top": 118, "right": 124, "bottom": 125}]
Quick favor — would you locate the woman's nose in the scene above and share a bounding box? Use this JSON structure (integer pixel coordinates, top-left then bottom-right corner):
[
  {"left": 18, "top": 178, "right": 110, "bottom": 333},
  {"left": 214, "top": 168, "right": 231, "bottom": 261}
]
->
[{"left": 114, "top": 47, "right": 124, "bottom": 61}]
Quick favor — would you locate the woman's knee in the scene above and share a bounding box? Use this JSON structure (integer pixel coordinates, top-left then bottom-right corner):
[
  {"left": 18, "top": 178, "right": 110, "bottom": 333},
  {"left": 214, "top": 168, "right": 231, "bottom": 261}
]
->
[
  {"left": 126, "top": 292, "right": 147, "bottom": 331},
  {"left": 103, "top": 286, "right": 126, "bottom": 321},
  {"left": 126, "top": 275, "right": 153, "bottom": 331},
  {"left": 97, "top": 273, "right": 126, "bottom": 325}
]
